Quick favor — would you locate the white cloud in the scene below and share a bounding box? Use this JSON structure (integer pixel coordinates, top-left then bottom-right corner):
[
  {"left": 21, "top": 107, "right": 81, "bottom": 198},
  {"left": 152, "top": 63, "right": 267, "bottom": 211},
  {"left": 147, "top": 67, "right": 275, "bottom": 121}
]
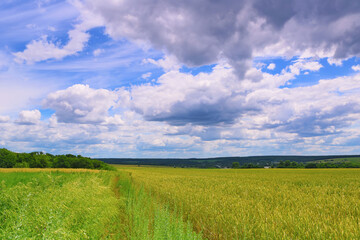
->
[
  {"left": 327, "top": 57, "right": 344, "bottom": 66},
  {"left": 352, "top": 64, "right": 360, "bottom": 71},
  {"left": 127, "top": 61, "right": 360, "bottom": 140},
  {"left": 143, "top": 55, "right": 181, "bottom": 72},
  {"left": 130, "top": 63, "right": 254, "bottom": 125},
  {"left": 16, "top": 110, "right": 41, "bottom": 125},
  {"left": 288, "top": 59, "right": 323, "bottom": 75},
  {"left": 103, "top": 115, "right": 124, "bottom": 126},
  {"left": 93, "top": 48, "right": 104, "bottom": 56},
  {"left": 0, "top": 116, "right": 10, "bottom": 123},
  {"left": 1, "top": 70, "right": 360, "bottom": 157},
  {"left": 78, "top": 0, "right": 360, "bottom": 77},
  {"left": 3, "top": 0, "right": 360, "bottom": 157},
  {"left": 13, "top": 0, "right": 105, "bottom": 64},
  {"left": 43, "top": 84, "right": 119, "bottom": 124},
  {"left": 141, "top": 72, "right": 152, "bottom": 79},
  {"left": 267, "top": 63, "right": 276, "bottom": 70},
  {"left": 13, "top": 29, "right": 90, "bottom": 64}
]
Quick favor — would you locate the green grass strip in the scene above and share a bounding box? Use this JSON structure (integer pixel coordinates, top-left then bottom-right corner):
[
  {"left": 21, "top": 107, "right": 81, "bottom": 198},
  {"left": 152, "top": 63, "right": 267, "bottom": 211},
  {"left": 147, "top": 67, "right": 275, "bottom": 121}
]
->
[{"left": 116, "top": 171, "right": 205, "bottom": 240}]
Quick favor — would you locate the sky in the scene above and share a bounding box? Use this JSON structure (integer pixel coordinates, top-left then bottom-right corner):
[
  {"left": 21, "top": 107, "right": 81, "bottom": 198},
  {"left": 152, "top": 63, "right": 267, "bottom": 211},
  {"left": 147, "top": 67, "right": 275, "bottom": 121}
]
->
[{"left": 1, "top": 0, "right": 360, "bottom": 158}]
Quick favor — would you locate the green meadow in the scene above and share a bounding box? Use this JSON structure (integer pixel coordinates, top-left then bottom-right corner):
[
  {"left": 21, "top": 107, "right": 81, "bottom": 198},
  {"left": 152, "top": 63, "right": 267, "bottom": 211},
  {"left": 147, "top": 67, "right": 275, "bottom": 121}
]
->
[{"left": 1, "top": 167, "right": 360, "bottom": 239}]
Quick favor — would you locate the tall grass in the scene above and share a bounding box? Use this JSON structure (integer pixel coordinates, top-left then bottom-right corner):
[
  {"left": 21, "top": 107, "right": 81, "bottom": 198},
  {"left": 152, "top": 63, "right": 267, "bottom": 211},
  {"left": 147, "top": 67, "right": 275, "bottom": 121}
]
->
[
  {"left": 0, "top": 168, "right": 101, "bottom": 173},
  {"left": 116, "top": 171, "right": 204, "bottom": 240},
  {"left": 117, "top": 166, "right": 360, "bottom": 240},
  {"left": 0, "top": 171, "right": 121, "bottom": 239},
  {"left": 0, "top": 169, "right": 205, "bottom": 240}
]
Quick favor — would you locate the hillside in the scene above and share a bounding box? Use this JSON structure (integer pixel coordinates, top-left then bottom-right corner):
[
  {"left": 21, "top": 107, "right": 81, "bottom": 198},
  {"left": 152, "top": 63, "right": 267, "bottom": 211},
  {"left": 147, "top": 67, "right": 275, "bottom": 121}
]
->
[{"left": 99, "top": 155, "right": 360, "bottom": 168}]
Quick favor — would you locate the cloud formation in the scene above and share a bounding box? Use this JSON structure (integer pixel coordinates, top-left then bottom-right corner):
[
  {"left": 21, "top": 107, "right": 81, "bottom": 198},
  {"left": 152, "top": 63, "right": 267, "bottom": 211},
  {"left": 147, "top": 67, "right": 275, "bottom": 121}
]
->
[
  {"left": 16, "top": 110, "right": 41, "bottom": 125},
  {"left": 80, "top": 0, "right": 360, "bottom": 75},
  {"left": 0, "top": 116, "right": 10, "bottom": 123},
  {"left": 43, "top": 84, "right": 118, "bottom": 124},
  {"left": 2, "top": 0, "right": 360, "bottom": 157},
  {"left": 131, "top": 63, "right": 257, "bottom": 125},
  {"left": 13, "top": 30, "right": 89, "bottom": 63},
  {"left": 13, "top": 0, "right": 104, "bottom": 64}
]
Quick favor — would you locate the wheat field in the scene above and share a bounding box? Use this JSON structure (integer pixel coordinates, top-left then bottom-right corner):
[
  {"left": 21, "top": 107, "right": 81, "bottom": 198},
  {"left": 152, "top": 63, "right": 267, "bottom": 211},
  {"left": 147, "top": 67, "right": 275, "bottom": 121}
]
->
[
  {"left": 117, "top": 166, "right": 360, "bottom": 239},
  {"left": 2, "top": 166, "right": 359, "bottom": 239}
]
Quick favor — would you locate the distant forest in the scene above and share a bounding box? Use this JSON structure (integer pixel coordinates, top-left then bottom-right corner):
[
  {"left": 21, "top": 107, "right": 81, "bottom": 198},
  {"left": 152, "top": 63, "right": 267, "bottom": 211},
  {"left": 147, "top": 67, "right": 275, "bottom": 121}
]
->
[
  {"left": 100, "top": 155, "right": 360, "bottom": 168},
  {"left": 1, "top": 148, "right": 360, "bottom": 169},
  {"left": 0, "top": 148, "right": 113, "bottom": 170}
]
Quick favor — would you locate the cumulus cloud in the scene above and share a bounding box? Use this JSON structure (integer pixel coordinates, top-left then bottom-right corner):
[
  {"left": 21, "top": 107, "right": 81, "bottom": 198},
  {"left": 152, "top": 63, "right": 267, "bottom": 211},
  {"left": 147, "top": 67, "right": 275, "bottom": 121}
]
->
[
  {"left": 2, "top": 70, "right": 360, "bottom": 156},
  {"left": 4, "top": 0, "right": 360, "bottom": 156},
  {"left": 287, "top": 59, "right": 323, "bottom": 75},
  {"left": 327, "top": 58, "right": 344, "bottom": 66},
  {"left": 16, "top": 110, "right": 41, "bottom": 125},
  {"left": 128, "top": 60, "right": 360, "bottom": 140},
  {"left": 246, "top": 74, "right": 360, "bottom": 137},
  {"left": 78, "top": 0, "right": 360, "bottom": 76},
  {"left": 0, "top": 116, "right": 10, "bottom": 123},
  {"left": 131, "top": 63, "right": 259, "bottom": 125},
  {"left": 43, "top": 84, "right": 119, "bottom": 124}
]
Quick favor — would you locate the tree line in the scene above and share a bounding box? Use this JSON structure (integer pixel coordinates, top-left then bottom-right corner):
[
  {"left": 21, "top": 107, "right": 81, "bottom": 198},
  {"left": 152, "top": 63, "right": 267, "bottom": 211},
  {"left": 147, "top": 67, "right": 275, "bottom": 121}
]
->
[
  {"left": 0, "top": 148, "right": 114, "bottom": 170},
  {"left": 232, "top": 160, "right": 360, "bottom": 169}
]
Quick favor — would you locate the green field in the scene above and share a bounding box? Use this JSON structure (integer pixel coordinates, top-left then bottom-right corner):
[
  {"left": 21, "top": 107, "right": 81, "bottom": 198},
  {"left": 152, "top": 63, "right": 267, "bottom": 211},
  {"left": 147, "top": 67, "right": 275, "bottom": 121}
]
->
[
  {"left": 0, "top": 170, "right": 121, "bottom": 239},
  {"left": 1, "top": 167, "right": 360, "bottom": 239}
]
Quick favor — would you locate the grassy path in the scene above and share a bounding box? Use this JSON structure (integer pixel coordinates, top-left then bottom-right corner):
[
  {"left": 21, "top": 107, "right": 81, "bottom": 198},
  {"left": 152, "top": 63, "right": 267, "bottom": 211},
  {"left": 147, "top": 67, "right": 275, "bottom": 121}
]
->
[{"left": 115, "top": 170, "right": 205, "bottom": 240}]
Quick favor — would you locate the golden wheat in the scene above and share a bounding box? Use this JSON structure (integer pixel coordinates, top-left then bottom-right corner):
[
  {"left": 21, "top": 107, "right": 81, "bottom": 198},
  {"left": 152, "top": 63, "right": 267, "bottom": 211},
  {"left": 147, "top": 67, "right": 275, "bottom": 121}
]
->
[{"left": 116, "top": 166, "right": 360, "bottom": 240}]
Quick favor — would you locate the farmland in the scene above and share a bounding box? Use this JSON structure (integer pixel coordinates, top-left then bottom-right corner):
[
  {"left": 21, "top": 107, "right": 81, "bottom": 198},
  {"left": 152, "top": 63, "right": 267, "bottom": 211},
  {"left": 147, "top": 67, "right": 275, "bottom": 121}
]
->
[
  {"left": 117, "top": 166, "right": 360, "bottom": 239},
  {"left": 1, "top": 167, "right": 360, "bottom": 239}
]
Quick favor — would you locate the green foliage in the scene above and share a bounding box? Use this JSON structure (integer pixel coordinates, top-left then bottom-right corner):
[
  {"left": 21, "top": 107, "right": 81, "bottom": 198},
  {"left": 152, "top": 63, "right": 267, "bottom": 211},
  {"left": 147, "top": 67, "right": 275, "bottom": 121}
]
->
[
  {"left": 278, "top": 160, "right": 304, "bottom": 168},
  {"left": 232, "top": 162, "right": 240, "bottom": 168},
  {"left": 0, "top": 149, "right": 17, "bottom": 168},
  {"left": 241, "top": 163, "right": 262, "bottom": 168},
  {"left": 305, "top": 162, "right": 360, "bottom": 168},
  {"left": 0, "top": 148, "right": 114, "bottom": 170}
]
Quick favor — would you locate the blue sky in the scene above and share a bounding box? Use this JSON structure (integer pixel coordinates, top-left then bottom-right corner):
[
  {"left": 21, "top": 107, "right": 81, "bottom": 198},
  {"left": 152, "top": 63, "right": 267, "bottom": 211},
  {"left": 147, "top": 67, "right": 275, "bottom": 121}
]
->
[{"left": 1, "top": 0, "right": 360, "bottom": 157}]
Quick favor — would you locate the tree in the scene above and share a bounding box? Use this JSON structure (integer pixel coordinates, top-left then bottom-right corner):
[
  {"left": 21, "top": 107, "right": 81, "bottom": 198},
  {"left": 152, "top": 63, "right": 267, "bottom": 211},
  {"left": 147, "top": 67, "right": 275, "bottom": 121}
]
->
[
  {"left": 305, "top": 163, "right": 318, "bottom": 168},
  {"left": 290, "top": 161, "right": 298, "bottom": 168},
  {"left": 0, "top": 148, "right": 17, "bottom": 168},
  {"left": 284, "top": 160, "right": 291, "bottom": 167},
  {"left": 278, "top": 161, "right": 285, "bottom": 168},
  {"left": 232, "top": 162, "right": 240, "bottom": 168}
]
